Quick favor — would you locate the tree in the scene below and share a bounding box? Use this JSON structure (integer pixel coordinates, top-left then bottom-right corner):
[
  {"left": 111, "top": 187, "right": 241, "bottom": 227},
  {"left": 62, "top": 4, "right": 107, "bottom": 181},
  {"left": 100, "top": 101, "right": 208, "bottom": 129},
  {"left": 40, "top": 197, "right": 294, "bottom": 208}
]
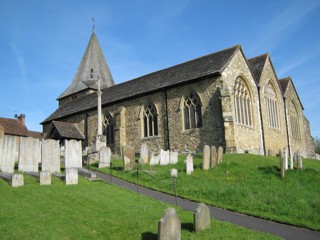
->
[{"left": 314, "top": 137, "right": 320, "bottom": 154}]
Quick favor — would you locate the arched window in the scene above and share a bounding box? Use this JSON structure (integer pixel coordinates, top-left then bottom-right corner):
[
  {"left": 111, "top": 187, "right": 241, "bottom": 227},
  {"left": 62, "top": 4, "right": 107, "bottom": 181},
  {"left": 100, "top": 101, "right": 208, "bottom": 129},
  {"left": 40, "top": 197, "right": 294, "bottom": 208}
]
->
[
  {"left": 265, "top": 82, "right": 280, "bottom": 129},
  {"left": 103, "top": 112, "right": 114, "bottom": 144},
  {"left": 183, "top": 92, "right": 202, "bottom": 130},
  {"left": 143, "top": 103, "right": 158, "bottom": 137},
  {"left": 234, "top": 77, "right": 252, "bottom": 126},
  {"left": 289, "top": 101, "right": 300, "bottom": 139}
]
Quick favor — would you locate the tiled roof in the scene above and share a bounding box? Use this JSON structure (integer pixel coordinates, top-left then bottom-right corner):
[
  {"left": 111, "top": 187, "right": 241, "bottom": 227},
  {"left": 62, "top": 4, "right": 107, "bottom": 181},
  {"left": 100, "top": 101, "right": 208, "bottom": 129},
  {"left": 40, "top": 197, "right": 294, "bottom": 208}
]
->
[
  {"left": 47, "top": 121, "right": 85, "bottom": 140},
  {"left": 57, "top": 33, "right": 114, "bottom": 100},
  {"left": 0, "top": 117, "right": 29, "bottom": 137},
  {"left": 43, "top": 45, "right": 240, "bottom": 123},
  {"left": 28, "top": 131, "right": 44, "bottom": 139},
  {"left": 248, "top": 54, "right": 268, "bottom": 85}
]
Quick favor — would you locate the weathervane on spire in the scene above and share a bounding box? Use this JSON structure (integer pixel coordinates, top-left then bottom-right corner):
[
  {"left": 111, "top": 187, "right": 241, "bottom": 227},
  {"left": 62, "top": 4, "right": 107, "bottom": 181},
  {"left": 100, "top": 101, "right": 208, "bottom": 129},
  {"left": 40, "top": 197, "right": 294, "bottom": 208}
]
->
[{"left": 92, "top": 16, "right": 95, "bottom": 33}]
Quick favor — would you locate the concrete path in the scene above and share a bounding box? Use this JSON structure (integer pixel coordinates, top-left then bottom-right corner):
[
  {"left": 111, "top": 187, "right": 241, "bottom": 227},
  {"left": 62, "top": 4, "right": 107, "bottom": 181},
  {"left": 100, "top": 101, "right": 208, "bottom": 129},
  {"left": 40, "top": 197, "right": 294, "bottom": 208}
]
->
[{"left": 91, "top": 170, "right": 320, "bottom": 240}]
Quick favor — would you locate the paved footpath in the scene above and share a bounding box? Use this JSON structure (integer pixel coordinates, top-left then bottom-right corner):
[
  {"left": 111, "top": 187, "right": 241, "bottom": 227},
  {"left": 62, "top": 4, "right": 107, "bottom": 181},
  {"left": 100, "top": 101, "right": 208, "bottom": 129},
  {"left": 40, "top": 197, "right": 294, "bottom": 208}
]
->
[{"left": 91, "top": 170, "right": 320, "bottom": 240}]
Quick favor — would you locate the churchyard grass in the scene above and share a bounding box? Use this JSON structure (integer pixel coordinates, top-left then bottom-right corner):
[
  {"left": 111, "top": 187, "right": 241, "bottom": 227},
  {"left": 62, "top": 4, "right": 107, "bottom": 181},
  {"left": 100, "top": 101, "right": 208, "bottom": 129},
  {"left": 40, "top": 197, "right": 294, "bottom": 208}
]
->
[
  {"left": 0, "top": 174, "right": 280, "bottom": 240},
  {"left": 93, "top": 154, "right": 320, "bottom": 230}
]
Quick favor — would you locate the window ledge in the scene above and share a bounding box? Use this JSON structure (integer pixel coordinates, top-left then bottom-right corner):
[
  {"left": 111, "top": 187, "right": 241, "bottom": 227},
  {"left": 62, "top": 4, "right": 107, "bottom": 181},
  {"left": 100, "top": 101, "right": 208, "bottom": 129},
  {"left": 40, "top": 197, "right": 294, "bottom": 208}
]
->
[
  {"left": 142, "top": 135, "right": 161, "bottom": 140},
  {"left": 182, "top": 128, "right": 201, "bottom": 134}
]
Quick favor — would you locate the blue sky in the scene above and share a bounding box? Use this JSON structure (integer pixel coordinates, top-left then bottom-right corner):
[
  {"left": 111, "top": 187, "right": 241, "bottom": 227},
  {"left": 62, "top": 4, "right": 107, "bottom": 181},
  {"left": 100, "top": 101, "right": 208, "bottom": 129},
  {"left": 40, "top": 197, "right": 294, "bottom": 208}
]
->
[{"left": 0, "top": 0, "right": 319, "bottom": 138}]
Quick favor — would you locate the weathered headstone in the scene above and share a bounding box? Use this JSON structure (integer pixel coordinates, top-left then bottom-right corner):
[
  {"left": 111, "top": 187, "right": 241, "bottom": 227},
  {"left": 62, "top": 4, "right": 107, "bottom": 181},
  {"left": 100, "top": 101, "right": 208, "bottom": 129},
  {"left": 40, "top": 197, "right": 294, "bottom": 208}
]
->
[
  {"left": 0, "top": 173, "right": 24, "bottom": 187},
  {"left": 123, "top": 145, "right": 135, "bottom": 171},
  {"left": 280, "top": 150, "right": 285, "bottom": 178},
  {"left": 217, "top": 146, "right": 223, "bottom": 164},
  {"left": 0, "top": 135, "right": 18, "bottom": 173},
  {"left": 158, "top": 208, "right": 181, "bottom": 240},
  {"left": 66, "top": 168, "right": 78, "bottom": 185},
  {"left": 170, "top": 168, "right": 178, "bottom": 178},
  {"left": 99, "top": 146, "right": 111, "bottom": 168},
  {"left": 149, "top": 152, "right": 160, "bottom": 165},
  {"left": 210, "top": 146, "right": 217, "bottom": 168},
  {"left": 194, "top": 203, "right": 211, "bottom": 232},
  {"left": 65, "top": 140, "right": 82, "bottom": 169},
  {"left": 290, "top": 155, "right": 294, "bottom": 170},
  {"left": 285, "top": 147, "right": 288, "bottom": 170},
  {"left": 140, "top": 143, "right": 149, "bottom": 164},
  {"left": 160, "top": 149, "right": 170, "bottom": 165},
  {"left": 18, "top": 137, "right": 41, "bottom": 172},
  {"left": 185, "top": 154, "right": 194, "bottom": 175},
  {"left": 42, "top": 139, "right": 60, "bottom": 173},
  {"left": 78, "top": 168, "right": 96, "bottom": 179},
  {"left": 298, "top": 155, "right": 303, "bottom": 170},
  {"left": 169, "top": 151, "right": 179, "bottom": 164},
  {"left": 40, "top": 171, "right": 51, "bottom": 185},
  {"left": 202, "top": 145, "right": 210, "bottom": 170}
]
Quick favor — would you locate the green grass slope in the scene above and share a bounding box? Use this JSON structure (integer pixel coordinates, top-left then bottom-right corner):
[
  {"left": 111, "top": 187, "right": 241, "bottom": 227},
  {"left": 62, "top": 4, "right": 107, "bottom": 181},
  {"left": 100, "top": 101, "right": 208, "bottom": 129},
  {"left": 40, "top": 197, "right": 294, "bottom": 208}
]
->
[
  {"left": 95, "top": 154, "right": 320, "bottom": 230},
  {"left": 0, "top": 174, "right": 280, "bottom": 239}
]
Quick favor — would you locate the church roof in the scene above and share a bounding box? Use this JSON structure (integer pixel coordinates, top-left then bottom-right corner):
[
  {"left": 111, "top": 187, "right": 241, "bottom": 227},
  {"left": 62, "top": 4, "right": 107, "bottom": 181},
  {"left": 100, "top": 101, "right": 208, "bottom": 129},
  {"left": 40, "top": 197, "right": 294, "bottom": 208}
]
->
[
  {"left": 46, "top": 121, "right": 85, "bottom": 140},
  {"left": 42, "top": 45, "right": 240, "bottom": 123},
  {"left": 279, "top": 77, "right": 304, "bottom": 110},
  {"left": 248, "top": 54, "right": 268, "bottom": 85},
  {"left": 0, "top": 117, "right": 29, "bottom": 137},
  {"left": 57, "top": 33, "right": 114, "bottom": 100}
]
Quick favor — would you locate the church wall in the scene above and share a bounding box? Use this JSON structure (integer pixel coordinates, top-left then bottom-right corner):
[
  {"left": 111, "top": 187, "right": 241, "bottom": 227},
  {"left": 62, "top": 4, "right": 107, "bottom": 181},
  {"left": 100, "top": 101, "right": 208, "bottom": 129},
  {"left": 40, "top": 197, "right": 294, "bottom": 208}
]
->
[
  {"left": 303, "top": 116, "right": 316, "bottom": 159},
  {"left": 284, "top": 82, "right": 306, "bottom": 157},
  {"left": 259, "top": 60, "right": 287, "bottom": 155},
  {"left": 221, "top": 49, "right": 262, "bottom": 154},
  {"left": 166, "top": 76, "right": 225, "bottom": 152}
]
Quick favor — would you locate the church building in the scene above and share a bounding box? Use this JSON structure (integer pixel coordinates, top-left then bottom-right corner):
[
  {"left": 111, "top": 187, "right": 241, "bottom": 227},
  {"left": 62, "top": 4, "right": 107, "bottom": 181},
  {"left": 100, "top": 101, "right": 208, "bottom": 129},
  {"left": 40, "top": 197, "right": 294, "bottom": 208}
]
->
[{"left": 41, "top": 31, "right": 315, "bottom": 158}]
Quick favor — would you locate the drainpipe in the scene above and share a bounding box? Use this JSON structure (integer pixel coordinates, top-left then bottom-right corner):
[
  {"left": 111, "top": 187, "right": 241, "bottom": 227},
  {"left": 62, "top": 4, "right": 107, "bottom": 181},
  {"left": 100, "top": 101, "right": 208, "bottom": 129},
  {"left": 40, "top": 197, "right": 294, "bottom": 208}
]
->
[
  {"left": 283, "top": 97, "right": 291, "bottom": 157},
  {"left": 257, "top": 86, "right": 266, "bottom": 155},
  {"left": 164, "top": 90, "right": 171, "bottom": 150}
]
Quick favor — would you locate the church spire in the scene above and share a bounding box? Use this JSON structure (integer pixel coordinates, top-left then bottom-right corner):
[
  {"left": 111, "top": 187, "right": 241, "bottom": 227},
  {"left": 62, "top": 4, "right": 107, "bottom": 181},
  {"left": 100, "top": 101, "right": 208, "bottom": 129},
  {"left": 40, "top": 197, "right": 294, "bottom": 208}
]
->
[{"left": 57, "top": 30, "right": 114, "bottom": 101}]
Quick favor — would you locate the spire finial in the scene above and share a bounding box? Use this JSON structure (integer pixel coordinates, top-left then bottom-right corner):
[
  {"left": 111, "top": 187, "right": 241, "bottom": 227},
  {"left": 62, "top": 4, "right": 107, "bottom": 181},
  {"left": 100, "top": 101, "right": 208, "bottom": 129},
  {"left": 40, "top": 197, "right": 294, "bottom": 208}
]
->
[{"left": 92, "top": 16, "right": 95, "bottom": 33}]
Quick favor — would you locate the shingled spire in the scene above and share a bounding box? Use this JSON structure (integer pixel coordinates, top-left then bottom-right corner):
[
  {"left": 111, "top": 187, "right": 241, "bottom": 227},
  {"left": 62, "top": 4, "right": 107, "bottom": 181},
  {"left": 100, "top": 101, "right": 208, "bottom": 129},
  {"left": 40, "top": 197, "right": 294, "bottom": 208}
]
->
[{"left": 57, "top": 32, "right": 114, "bottom": 103}]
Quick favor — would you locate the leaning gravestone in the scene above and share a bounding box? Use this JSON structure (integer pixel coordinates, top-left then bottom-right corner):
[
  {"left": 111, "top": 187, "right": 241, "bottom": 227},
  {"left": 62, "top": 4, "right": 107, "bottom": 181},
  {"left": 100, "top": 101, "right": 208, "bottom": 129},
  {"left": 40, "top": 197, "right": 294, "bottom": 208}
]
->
[
  {"left": 169, "top": 151, "right": 179, "bottom": 164},
  {"left": 40, "top": 171, "right": 51, "bottom": 185},
  {"left": 202, "top": 145, "right": 210, "bottom": 170},
  {"left": 140, "top": 143, "right": 149, "bottom": 164},
  {"left": 0, "top": 135, "right": 18, "bottom": 173},
  {"left": 19, "top": 137, "right": 41, "bottom": 172},
  {"left": 42, "top": 139, "right": 60, "bottom": 173},
  {"left": 66, "top": 168, "right": 78, "bottom": 185},
  {"left": 158, "top": 208, "right": 181, "bottom": 240},
  {"left": 99, "top": 146, "right": 111, "bottom": 168},
  {"left": 65, "top": 140, "right": 82, "bottom": 169},
  {"left": 123, "top": 145, "right": 135, "bottom": 171},
  {"left": 160, "top": 149, "right": 170, "bottom": 165},
  {"left": 149, "top": 152, "right": 160, "bottom": 165},
  {"left": 210, "top": 146, "right": 217, "bottom": 168},
  {"left": 217, "top": 146, "right": 223, "bottom": 164},
  {"left": 194, "top": 203, "right": 211, "bottom": 232},
  {"left": 185, "top": 154, "right": 194, "bottom": 175}
]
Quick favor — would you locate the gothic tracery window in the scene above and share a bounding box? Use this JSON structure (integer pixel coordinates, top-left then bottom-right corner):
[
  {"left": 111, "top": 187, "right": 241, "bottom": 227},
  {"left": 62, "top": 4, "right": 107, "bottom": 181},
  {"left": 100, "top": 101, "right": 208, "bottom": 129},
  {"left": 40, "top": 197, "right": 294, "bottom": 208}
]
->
[
  {"left": 183, "top": 92, "right": 202, "bottom": 130},
  {"left": 289, "top": 101, "right": 300, "bottom": 139},
  {"left": 103, "top": 112, "right": 114, "bottom": 144},
  {"left": 265, "top": 82, "right": 280, "bottom": 129},
  {"left": 234, "top": 77, "right": 252, "bottom": 126},
  {"left": 143, "top": 103, "right": 158, "bottom": 137}
]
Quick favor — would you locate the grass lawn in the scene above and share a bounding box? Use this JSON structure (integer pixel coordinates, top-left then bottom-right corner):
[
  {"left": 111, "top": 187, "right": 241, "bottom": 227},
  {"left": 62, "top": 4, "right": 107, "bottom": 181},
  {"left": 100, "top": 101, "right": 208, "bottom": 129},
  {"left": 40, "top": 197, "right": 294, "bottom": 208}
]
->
[
  {"left": 92, "top": 154, "right": 320, "bottom": 230},
  {"left": 0, "top": 174, "right": 281, "bottom": 239}
]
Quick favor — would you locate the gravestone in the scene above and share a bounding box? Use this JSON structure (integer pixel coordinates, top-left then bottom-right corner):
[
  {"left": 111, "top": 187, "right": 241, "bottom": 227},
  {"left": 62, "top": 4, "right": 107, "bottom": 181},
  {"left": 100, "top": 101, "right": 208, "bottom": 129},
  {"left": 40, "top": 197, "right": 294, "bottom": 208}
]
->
[
  {"left": 0, "top": 135, "right": 18, "bottom": 173},
  {"left": 42, "top": 139, "right": 60, "bottom": 173},
  {"left": 99, "top": 146, "right": 111, "bottom": 168},
  {"left": 280, "top": 150, "right": 285, "bottom": 178},
  {"left": 149, "top": 152, "right": 160, "bottom": 165},
  {"left": 78, "top": 168, "right": 96, "bottom": 179},
  {"left": 285, "top": 147, "right": 288, "bottom": 170},
  {"left": 169, "top": 151, "right": 179, "bottom": 164},
  {"left": 170, "top": 168, "right": 178, "bottom": 178},
  {"left": 18, "top": 137, "right": 41, "bottom": 172},
  {"left": 140, "top": 143, "right": 149, "bottom": 164},
  {"left": 66, "top": 168, "right": 78, "bottom": 185},
  {"left": 194, "top": 203, "right": 211, "bottom": 232},
  {"left": 65, "top": 140, "right": 82, "bottom": 169},
  {"left": 298, "top": 155, "right": 303, "bottom": 170},
  {"left": 268, "top": 149, "right": 272, "bottom": 156},
  {"left": 40, "top": 171, "right": 51, "bottom": 185},
  {"left": 290, "top": 155, "right": 294, "bottom": 170},
  {"left": 202, "top": 145, "right": 210, "bottom": 170},
  {"left": 160, "top": 149, "right": 170, "bottom": 165},
  {"left": 217, "top": 146, "right": 223, "bottom": 164},
  {"left": 123, "top": 145, "right": 135, "bottom": 171},
  {"left": 185, "top": 154, "right": 194, "bottom": 175},
  {"left": 0, "top": 173, "right": 24, "bottom": 187},
  {"left": 210, "top": 146, "right": 217, "bottom": 168},
  {"left": 158, "top": 208, "right": 181, "bottom": 240}
]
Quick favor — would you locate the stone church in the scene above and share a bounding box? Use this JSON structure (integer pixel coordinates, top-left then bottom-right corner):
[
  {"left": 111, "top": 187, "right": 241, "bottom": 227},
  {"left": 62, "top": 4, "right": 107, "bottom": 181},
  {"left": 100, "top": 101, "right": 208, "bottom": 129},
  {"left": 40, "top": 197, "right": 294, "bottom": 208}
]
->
[{"left": 41, "top": 31, "right": 315, "bottom": 158}]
